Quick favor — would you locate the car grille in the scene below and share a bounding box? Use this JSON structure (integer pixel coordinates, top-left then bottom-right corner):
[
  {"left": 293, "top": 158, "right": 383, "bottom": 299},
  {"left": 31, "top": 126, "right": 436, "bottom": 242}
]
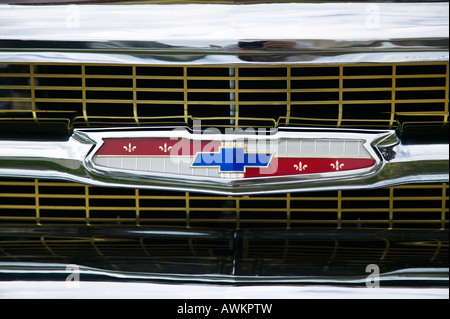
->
[
  {"left": 0, "top": 61, "right": 448, "bottom": 280},
  {"left": 0, "top": 178, "right": 447, "bottom": 231},
  {"left": 0, "top": 62, "right": 448, "bottom": 131},
  {"left": 0, "top": 179, "right": 447, "bottom": 278}
]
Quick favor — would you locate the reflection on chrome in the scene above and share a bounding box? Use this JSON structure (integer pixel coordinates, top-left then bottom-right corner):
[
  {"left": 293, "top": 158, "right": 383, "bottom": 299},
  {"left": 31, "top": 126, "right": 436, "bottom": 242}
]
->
[
  {"left": 0, "top": 2, "right": 448, "bottom": 64},
  {"left": 0, "top": 262, "right": 447, "bottom": 286}
]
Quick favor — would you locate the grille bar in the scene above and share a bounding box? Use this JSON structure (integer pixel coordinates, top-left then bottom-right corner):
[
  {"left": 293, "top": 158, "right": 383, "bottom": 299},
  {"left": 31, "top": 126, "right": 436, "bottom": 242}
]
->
[
  {"left": 1, "top": 62, "right": 448, "bottom": 130},
  {"left": 0, "top": 179, "right": 447, "bottom": 231}
]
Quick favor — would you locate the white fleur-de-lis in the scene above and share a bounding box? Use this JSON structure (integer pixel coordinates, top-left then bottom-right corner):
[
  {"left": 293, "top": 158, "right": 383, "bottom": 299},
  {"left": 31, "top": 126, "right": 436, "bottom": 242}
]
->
[
  {"left": 123, "top": 143, "right": 136, "bottom": 153},
  {"left": 330, "top": 160, "right": 344, "bottom": 171},
  {"left": 159, "top": 143, "right": 173, "bottom": 153},
  {"left": 294, "top": 162, "right": 307, "bottom": 172}
]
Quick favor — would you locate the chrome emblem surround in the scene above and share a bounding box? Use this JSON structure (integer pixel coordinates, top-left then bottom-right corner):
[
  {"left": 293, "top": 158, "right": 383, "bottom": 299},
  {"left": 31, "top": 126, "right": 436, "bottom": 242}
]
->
[{"left": 75, "top": 126, "right": 397, "bottom": 195}]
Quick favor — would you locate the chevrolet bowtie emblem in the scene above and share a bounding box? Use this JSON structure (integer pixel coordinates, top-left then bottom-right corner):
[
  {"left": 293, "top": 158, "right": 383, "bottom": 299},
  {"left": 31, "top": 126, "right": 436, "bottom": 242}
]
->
[{"left": 192, "top": 147, "right": 272, "bottom": 172}]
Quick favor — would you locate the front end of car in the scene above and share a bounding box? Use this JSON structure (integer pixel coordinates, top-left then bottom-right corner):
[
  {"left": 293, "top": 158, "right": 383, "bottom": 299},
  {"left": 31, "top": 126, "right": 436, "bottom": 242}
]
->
[{"left": 0, "top": 0, "right": 448, "bottom": 298}]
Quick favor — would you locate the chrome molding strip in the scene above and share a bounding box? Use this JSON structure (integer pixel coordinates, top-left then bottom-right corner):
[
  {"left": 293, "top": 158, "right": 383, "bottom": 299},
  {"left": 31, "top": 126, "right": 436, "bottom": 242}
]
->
[
  {"left": 0, "top": 127, "right": 448, "bottom": 195},
  {"left": 0, "top": 262, "right": 448, "bottom": 286},
  {"left": 0, "top": 2, "right": 448, "bottom": 64}
]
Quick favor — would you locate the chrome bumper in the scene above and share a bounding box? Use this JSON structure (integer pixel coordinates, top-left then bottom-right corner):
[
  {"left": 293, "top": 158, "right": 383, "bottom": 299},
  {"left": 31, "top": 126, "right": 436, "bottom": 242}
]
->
[{"left": 0, "top": 2, "right": 448, "bottom": 65}]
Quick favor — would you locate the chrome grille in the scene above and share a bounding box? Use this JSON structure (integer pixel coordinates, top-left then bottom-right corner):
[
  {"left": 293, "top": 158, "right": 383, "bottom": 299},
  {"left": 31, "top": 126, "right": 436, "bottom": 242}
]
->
[
  {"left": 0, "top": 179, "right": 447, "bottom": 231},
  {"left": 0, "top": 62, "right": 448, "bottom": 130}
]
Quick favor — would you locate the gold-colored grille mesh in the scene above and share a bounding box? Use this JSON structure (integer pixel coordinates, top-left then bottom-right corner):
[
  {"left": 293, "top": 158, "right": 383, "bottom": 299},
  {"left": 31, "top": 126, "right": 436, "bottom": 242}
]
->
[
  {"left": 0, "top": 62, "right": 448, "bottom": 129},
  {"left": 0, "top": 179, "right": 447, "bottom": 231}
]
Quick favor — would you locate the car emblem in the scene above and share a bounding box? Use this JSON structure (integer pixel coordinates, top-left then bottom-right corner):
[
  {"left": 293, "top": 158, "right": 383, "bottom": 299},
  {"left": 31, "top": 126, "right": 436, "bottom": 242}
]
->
[{"left": 69, "top": 126, "right": 397, "bottom": 194}]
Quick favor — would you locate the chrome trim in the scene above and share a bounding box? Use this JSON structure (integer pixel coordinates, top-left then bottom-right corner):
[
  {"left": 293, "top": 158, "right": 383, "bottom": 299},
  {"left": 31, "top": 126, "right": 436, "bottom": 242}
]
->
[
  {"left": 0, "top": 2, "right": 448, "bottom": 64},
  {"left": 0, "top": 262, "right": 448, "bottom": 286},
  {"left": 0, "top": 127, "right": 447, "bottom": 195}
]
